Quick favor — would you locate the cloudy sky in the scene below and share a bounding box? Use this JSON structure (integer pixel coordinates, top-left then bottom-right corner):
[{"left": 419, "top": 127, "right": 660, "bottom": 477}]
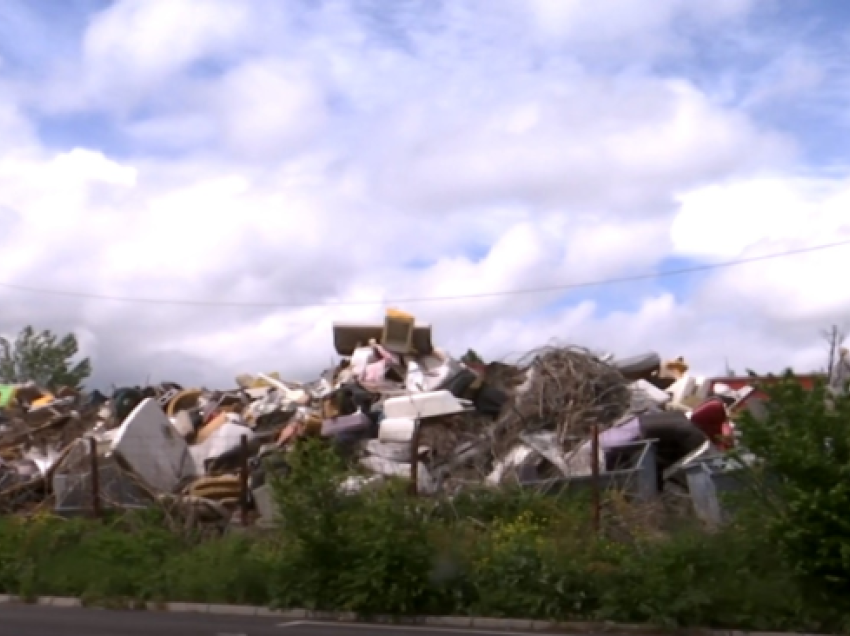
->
[{"left": 1, "top": 0, "right": 849, "bottom": 389}]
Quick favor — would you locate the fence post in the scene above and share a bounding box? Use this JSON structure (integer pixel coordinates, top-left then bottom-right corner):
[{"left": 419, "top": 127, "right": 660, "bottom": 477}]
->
[
  {"left": 409, "top": 418, "right": 421, "bottom": 496},
  {"left": 591, "top": 422, "right": 600, "bottom": 534},
  {"left": 88, "top": 436, "right": 101, "bottom": 519},
  {"left": 239, "top": 434, "right": 251, "bottom": 526}
]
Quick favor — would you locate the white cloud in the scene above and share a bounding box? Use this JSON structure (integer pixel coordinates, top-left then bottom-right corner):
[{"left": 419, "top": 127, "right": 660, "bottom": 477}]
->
[
  {"left": 79, "top": 0, "right": 253, "bottom": 111},
  {"left": 672, "top": 177, "right": 850, "bottom": 260},
  {"left": 742, "top": 49, "right": 826, "bottom": 110},
  {"left": 673, "top": 176, "right": 850, "bottom": 326},
  {"left": 0, "top": 93, "right": 35, "bottom": 150},
  {"left": 0, "top": 0, "right": 846, "bottom": 389},
  {"left": 213, "top": 59, "right": 331, "bottom": 159},
  {"left": 50, "top": 149, "right": 138, "bottom": 187},
  {"left": 122, "top": 57, "right": 332, "bottom": 158},
  {"left": 520, "top": 0, "right": 755, "bottom": 56},
  {"left": 366, "top": 75, "right": 791, "bottom": 214},
  {"left": 671, "top": 179, "right": 812, "bottom": 259}
]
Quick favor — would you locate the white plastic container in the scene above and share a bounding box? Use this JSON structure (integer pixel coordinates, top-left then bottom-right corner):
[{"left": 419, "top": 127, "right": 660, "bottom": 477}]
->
[
  {"left": 378, "top": 416, "right": 416, "bottom": 443},
  {"left": 383, "top": 390, "right": 471, "bottom": 419}
]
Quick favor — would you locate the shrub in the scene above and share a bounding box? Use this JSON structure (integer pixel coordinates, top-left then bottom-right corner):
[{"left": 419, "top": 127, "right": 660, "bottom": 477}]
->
[
  {"left": 735, "top": 371, "right": 850, "bottom": 607},
  {"left": 263, "top": 437, "right": 831, "bottom": 630},
  {"left": 4, "top": 375, "right": 850, "bottom": 634}
]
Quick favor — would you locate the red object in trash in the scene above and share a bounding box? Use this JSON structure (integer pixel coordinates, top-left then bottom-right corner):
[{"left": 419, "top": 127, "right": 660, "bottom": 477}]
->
[
  {"left": 719, "top": 421, "right": 734, "bottom": 451},
  {"left": 690, "top": 398, "right": 734, "bottom": 449}
]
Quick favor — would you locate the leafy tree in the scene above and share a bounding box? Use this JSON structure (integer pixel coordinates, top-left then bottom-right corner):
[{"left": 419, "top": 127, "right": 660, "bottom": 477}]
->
[
  {"left": 461, "top": 349, "right": 484, "bottom": 364},
  {"left": 0, "top": 325, "right": 92, "bottom": 390},
  {"left": 736, "top": 371, "right": 850, "bottom": 598}
]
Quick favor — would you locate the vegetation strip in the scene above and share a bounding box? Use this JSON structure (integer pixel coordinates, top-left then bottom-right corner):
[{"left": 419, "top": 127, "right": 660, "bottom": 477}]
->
[{"left": 1, "top": 374, "right": 850, "bottom": 633}]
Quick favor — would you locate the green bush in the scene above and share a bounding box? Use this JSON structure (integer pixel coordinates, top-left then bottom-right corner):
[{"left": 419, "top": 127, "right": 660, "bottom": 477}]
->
[
  {"left": 0, "top": 512, "right": 174, "bottom": 601},
  {"left": 160, "top": 533, "right": 276, "bottom": 605},
  {"left": 0, "top": 511, "right": 272, "bottom": 605},
  {"left": 264, "top": 437, "right": 833, "bottom": 630},
  {"left": 2, "top": 375, "right": 850, "bottom": 632},
  {"left": 269, "top": 439, "right": 455, "bottom": 614},
  {"left": 736, "top": 372, "right": 850, "bottom": 603}
]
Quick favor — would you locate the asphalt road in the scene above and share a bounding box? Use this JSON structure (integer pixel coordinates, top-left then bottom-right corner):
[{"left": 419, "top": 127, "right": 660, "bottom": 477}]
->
[{"left": 0, "top": 605, "right": 567, "bottom": 636}]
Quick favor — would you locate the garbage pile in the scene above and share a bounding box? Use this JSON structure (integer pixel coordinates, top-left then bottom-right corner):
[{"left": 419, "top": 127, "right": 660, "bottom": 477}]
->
[{"left": 0, "top": 309, "right": 759, "bottom": 526}]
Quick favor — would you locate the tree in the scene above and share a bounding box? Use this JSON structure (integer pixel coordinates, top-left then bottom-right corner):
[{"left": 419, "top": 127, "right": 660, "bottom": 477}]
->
[
  {"left": 0, "top": 326, "right": 92, "bottom": 390},
  {"left": 461, "top": 349, "right": 484, "bottom": 365},
  {"left": 736, "top": 372, "right": 850, "bottom": 598}
]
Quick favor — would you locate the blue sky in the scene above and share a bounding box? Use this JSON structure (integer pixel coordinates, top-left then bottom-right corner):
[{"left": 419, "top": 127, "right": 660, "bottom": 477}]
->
[
  {"left": 4, "top": 0, "right": 847, "bottom": 164},
  {"left": 0, "top": 0, "right": 848, "bottom": 386}
]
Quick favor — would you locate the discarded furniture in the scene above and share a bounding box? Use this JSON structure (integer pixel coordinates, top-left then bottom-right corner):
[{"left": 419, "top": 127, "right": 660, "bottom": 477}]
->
[
  {"left": 332, "top": 322, "right": 433, "bottom": 356},
  {"left": 683, "top": 456, "right": 749, "bottom": 526},
  {"left": 519, "top": 439, "right": 659, "bottom": 502}
]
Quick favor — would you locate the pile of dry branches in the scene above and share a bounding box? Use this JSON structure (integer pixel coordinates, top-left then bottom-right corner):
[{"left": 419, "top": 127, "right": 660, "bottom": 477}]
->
[{"left": 493, "top": 345, "right": 631, "bottom": 452}]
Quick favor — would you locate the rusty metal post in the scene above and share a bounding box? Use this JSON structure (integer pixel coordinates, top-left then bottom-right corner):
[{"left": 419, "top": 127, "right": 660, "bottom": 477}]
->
[
  {"left": 409, "top": 418, "right": 421, "bottom": 496},
  {"left": 591, "top": 422, "right": 600, "bottom": 534},
  {"left": 88, "top": 436, "right": 101, "bottom": 520},
  {"left": 239, "top": 434, "right": 251, "bottom": 526}
]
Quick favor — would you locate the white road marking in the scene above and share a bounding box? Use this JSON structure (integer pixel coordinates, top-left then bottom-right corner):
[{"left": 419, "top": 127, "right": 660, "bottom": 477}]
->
[{"left": 277, "top": 621, "right": 541, "bottom": 635}]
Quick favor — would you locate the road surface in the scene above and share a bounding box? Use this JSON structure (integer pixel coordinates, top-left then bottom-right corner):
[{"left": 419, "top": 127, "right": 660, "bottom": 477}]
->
[{"left": 0, "top": 604, "right": 574, "bottom": 636}]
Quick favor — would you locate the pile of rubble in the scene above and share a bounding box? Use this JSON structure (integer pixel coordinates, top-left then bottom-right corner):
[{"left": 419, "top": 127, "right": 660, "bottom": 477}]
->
[{"left": 0, "top": 309, "right": 764, "bottom": 526}]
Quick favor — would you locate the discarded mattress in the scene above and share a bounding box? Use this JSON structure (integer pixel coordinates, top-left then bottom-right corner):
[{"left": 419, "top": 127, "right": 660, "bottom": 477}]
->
[
  {"left": 383, "top": 390, "right": 472, "bottom": 419},
  {"left": 109, "top": 398, "right": 191, "bottom": 493}
]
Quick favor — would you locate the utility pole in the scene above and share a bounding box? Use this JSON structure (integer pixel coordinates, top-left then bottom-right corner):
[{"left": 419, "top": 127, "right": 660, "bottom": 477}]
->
[{"left": 821, "top": 325, "right": 846, "bottom": 383}]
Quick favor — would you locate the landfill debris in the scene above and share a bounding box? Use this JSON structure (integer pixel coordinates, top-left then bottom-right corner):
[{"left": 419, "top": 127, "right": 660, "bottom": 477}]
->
[{"left": 0, "top": 308, "right": 785, "bottom": 526}]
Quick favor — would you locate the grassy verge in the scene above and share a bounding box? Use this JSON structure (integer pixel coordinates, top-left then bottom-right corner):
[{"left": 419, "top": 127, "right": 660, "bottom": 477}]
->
[
  {"left": 0, "top": 510, "right": 277, "bottom": 607},
  {"left": 4, "top": 374, "right": 850, "bottom": 633},
  {"left": 0, "top": 445, "right": 842, "bottom": 632}
]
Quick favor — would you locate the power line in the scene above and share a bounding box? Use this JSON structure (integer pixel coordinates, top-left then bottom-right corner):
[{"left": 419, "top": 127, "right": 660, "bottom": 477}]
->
[{"left": 0, "top": 239, "right": 847, "bottom": 308}]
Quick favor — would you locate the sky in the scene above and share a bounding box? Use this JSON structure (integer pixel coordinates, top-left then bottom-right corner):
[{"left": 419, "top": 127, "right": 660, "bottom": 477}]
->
[{"left": 1, "top": 0, "right": 849, "bottom": 389}]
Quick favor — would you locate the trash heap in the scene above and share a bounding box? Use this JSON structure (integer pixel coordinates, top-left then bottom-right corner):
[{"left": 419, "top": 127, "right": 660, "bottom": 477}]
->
[{"left": 0, "top": 309, "right": 762, "bottom": 526}]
